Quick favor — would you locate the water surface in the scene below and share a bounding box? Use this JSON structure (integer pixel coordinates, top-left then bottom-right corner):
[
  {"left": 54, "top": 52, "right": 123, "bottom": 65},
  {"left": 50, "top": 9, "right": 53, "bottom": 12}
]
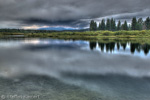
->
[{"left": 0, "top": 37, "right": 150, "bottom": 100}]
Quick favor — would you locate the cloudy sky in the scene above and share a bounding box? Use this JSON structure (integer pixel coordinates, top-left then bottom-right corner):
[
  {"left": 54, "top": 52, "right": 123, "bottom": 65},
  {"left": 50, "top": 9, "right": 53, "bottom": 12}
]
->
[{"left": 0, "top": 0, "right": 150, "bottom": 29}]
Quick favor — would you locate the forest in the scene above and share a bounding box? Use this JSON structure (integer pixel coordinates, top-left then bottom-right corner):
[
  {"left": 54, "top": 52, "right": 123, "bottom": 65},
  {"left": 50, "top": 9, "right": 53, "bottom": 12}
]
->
[{"left": 90, "top": 17, "right": 150, "bottom": 31}]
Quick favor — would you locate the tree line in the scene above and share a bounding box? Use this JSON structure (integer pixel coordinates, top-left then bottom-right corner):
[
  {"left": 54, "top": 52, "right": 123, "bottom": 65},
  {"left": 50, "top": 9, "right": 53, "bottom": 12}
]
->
[
  {"left": 90, "top": 17, "right": 150, "bottom": 31},
  {"left": 0, "top": 29, "right": 58, "bottom": 33}
]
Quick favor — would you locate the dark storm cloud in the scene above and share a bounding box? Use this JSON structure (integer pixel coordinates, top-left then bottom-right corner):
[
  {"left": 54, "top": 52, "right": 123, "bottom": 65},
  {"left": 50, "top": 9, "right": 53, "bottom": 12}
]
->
[
  {"left": 22, "top": 18, "right": 89, "bottom": 28},
  {"left": 0, "top": 0, "right": 150, "bottom": 28}
]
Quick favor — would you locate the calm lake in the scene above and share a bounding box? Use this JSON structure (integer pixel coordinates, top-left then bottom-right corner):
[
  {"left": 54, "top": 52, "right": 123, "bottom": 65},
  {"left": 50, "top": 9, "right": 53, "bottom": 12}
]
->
[{"left": 0, "top": 37, "right": 150, "bottom": 100}]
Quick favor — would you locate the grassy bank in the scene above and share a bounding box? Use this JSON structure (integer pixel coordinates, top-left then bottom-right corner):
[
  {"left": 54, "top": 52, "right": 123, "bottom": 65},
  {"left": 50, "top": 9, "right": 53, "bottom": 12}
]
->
[
  {"left": 0, "top": 30, "right": 150, "bottom": 41},
  {"left": 25, "top": 30, "right": 150, "bottom": 45},
  {"left": 0, "top": 30, "right": 150, "bottom": 45},
  {"left": 23, "top": 30, "right": 150, "bottom": 38}
]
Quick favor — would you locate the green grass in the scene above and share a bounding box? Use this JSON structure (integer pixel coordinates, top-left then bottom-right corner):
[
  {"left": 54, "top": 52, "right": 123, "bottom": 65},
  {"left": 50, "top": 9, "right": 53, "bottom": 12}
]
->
[
  {"left": 22, "top": 30, "right": 150, "bottom": 45},
  {"left": 0, "top": 30, "right": 150, "bottom": 45},
  {"left": 0, "top": 30, "right": 150, "bottom": 42},
  {"left": 21, "top": 30, "right": 150, "bottom": 38}
]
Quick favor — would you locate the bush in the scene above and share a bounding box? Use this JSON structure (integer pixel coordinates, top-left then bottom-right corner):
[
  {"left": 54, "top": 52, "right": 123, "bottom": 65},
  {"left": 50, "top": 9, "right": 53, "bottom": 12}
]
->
[{"left": 101, "top": 31, "right": 114, "bottom": 36}]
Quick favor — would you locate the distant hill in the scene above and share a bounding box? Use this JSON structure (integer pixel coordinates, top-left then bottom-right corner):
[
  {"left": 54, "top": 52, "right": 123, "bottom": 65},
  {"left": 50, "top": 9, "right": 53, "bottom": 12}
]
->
[
  {"left": 38, "top": 27, "right": 89, "bottom": 31},
  {"left": 39, "top": 27, "right": 79, "bottom": 31}
]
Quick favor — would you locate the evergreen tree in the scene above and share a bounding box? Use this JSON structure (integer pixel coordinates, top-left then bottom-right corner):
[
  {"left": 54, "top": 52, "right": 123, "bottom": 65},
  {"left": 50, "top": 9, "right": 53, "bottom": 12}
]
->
[
  {"left": 121, "top": 24, "right": 124, "bottom": 30},
  {"left": 145, "top": 17, "right": 150, "bottom": 30},
  {"left": 98, "top": 22, "right": 101, "bottom": 30},
  {"left": 136, "top": 18, "right": 143, "bottom": 30},
  {"left": 112, "top": 20, "right": 116, "bottom": 31},
  {"left": 94, "top": 22, "right": 97, "bottom": 31},
  {"left": 110, "top": 18, "right": 116, "bottom": 31},
  {"left": 123, "top": 20, "right": 128, "bottom": 30},
  {"left": 106, "top": 19, "right": 111, "bottom": 30},
  {"left": 110, "top": 18, "right": 114, "bottom": 31},
  {"left": 117, "top": 20, "right": 121, "bottom": 30},
  {"left": 90, "top": 20, "right": 94, "bottom": 31},
  {"left": 90, "top": 20, "right": 97, "bottom": 31},
  {"left": 131, "top": 17, "right": 137, "bottom": 30},
  {"left": 101, "top": 19, "right": 106, "bottom": 30}
]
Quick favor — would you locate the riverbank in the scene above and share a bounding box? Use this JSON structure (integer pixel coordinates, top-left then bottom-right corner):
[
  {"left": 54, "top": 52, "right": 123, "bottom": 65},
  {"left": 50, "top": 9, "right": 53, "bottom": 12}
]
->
[
  {"left": 0, "top": 30, "right": 150, "bottom": 38},
  {"left": 24, "top": 30, "right": 150, "bottom": 38},
  {"left": 0, "top": 30, "right": 150, "bottom": 44}
]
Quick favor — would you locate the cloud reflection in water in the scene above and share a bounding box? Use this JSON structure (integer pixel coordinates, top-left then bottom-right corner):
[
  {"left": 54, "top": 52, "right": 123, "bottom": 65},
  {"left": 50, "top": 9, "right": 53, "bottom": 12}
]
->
[{"left": 0, "top": 39, "right": 150, "bottom": 100}]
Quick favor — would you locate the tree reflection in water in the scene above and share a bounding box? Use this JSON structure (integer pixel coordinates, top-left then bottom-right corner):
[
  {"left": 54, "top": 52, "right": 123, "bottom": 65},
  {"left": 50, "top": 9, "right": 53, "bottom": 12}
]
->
[{"left": 89, "top": 41, "right": 150, "bottom": 55}]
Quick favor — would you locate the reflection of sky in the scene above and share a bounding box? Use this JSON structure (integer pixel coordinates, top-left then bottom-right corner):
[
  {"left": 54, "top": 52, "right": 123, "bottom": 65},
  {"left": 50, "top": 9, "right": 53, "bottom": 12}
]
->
[
  {"left": 23, "top": 39, "right": 89, "bottom": 46},
  {"left": 0, "top": 38, "right": 150, "bottom": 100},
  {"left": 0, "top": 38, "right": 149, "bottom": 58},
  {"left": 0, "top": 39, "right": 89, "bottom": 47},
  {"left": 0, "top": 39, "right": 88, "bottom": 49}
]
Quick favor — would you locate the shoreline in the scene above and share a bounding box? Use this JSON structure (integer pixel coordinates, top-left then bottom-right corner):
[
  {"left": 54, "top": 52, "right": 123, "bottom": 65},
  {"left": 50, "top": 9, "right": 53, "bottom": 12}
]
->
[
  {"left": 0, "top": 30, "right": 150, "bottom": 38},
  {"left": 0, "top": 30, "right": 150, "bottom": 44}
]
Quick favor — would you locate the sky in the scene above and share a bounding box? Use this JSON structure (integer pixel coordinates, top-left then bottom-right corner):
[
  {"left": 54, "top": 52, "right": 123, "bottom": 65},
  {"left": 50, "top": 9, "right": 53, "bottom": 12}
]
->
[{"left": 0, "top": 0, "right": 150, "bottom": 29}]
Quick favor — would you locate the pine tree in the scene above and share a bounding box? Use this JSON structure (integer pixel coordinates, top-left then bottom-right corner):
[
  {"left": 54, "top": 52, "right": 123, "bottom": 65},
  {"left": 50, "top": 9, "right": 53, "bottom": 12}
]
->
[
  {"left": 101, "top": 19, "right": 105, "bottom": 30},
  {"left": 90, "top": 20, "right": 97, "bottom": 31},
  {"left": 123, "top": 20, "right": 128, "bottom": 30},
  {"left": 98, "top": 22, "right": 101, "bottom": 30},
  {"left": 137, "top": 18, "right": 143, "bottom": 30},
  {"left": 112, "top": 20, "right": 116, "bottom": 31},
  {"left": 94, "top": 22, "right": 97, "bottom": 31},
  {"left": 117, "top": 20, "right": 121, "bottom": 30},
  {"left": 110, "top": 18, "right": 114, "bottom": 31},
  {"left": 145, "top": 17, "right": 150, "bottom": 30},
  {"left": 90, "top": 20, "right": 94, "bottom": 31},
  {"left": 131, "top": 17, "right": 137, "bottom": 30},
  {"left": 110, "top": 18, "right": 116, "bottom": 31},
  {"left": 106, "top": 19, "right": 111, "bottom": 30}
]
